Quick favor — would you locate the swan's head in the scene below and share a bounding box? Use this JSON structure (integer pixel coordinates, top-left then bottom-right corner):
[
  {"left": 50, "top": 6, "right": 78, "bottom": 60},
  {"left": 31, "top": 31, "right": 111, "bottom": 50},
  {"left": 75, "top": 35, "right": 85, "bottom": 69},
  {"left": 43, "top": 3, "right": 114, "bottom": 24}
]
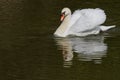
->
[{"left": 60, "top": 7, "right": 71, "bottom": 22}]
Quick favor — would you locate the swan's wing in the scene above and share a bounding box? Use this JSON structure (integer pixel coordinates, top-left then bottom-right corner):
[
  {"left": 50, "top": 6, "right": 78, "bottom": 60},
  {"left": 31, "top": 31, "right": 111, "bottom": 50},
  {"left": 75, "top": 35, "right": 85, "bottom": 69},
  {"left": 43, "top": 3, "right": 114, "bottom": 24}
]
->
[
  {"left": 69, "top": 8, "right": 106, "bottom": 33},
  {"left": 68, "top": 10, "right": 82, "bottom": 27}
]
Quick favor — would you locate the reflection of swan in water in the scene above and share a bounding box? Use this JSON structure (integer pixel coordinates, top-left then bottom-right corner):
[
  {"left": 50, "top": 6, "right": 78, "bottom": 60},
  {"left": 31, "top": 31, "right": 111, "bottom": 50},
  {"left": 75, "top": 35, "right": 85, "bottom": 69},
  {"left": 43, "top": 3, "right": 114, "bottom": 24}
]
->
[
  {"left": 55, "top": 37, "right": 73, "bottom": 61},
  {"left": 54, "top": 35, "right": 107, "bottom": 66}
]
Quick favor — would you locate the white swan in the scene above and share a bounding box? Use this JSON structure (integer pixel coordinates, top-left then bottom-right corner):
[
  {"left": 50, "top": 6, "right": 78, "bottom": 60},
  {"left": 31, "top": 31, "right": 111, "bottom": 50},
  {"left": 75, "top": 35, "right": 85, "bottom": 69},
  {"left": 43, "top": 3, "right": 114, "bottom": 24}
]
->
[{"left": 54, "top": 7, "right": 116, "bottom": 37}]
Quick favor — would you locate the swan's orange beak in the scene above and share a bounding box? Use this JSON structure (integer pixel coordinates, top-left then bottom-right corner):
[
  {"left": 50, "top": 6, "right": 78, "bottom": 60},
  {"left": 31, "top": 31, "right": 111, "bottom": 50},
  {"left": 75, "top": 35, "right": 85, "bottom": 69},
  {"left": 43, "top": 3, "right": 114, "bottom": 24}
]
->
[{"left": 60, "top": 13, "right": 65, "bottom": 22}]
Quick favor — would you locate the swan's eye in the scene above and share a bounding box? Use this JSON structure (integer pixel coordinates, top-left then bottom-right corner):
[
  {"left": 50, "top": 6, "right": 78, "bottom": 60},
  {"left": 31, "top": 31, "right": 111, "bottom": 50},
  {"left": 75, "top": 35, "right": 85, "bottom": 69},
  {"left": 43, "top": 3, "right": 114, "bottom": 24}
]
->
[{"left": 62, "top": 11, "right": 66, "bottom": 15}]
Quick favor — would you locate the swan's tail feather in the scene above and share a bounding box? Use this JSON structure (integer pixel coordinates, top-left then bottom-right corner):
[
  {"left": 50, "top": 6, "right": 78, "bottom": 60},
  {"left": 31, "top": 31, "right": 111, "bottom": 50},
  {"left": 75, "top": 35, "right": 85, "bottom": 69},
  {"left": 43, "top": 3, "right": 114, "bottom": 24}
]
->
[{"left": 100, "top": 25, "right": 116, "bottom": 31}]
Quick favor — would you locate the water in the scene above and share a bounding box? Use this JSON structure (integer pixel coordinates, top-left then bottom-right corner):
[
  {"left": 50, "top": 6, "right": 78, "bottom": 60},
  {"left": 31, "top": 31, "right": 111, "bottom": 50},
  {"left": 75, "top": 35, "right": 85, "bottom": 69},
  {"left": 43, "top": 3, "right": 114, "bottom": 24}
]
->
[{"left": 0, "top": 0, "right": 120, "bottom": 80}]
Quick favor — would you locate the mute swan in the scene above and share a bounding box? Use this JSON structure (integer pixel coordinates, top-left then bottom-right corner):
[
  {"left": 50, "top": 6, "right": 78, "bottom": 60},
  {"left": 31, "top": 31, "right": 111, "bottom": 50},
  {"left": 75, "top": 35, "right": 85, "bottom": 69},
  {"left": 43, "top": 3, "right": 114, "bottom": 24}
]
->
[{"left": 54, "top": 7, "right": 116, "bottom": 37}]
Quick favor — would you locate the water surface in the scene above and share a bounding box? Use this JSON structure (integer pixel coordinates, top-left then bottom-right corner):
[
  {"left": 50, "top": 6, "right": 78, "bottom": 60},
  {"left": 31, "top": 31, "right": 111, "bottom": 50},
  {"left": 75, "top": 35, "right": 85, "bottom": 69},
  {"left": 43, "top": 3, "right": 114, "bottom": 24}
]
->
[{"left": 0, "top": 0, "right": 120, "bottom": 80}]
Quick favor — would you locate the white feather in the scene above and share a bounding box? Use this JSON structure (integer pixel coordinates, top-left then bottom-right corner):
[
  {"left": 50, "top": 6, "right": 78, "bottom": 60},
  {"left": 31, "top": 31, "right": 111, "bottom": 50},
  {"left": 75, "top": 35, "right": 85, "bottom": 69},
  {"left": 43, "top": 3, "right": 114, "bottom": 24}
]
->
[
  {"left": 69, "top": 8, "right": 106, "bottom": 33},
  {"left": 54, "top": 8, "right": 116, "bottom": 37},
  {"left": 100, "top": 25, "right": 116, "bottom": 31}
]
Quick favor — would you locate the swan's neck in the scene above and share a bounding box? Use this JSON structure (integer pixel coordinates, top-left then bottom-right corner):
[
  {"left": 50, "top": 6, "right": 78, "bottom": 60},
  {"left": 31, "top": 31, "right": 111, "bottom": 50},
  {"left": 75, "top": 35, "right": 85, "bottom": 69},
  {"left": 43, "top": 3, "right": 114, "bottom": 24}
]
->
[{"left": 54, "top": 15, "right": 71, "bottom": 37}]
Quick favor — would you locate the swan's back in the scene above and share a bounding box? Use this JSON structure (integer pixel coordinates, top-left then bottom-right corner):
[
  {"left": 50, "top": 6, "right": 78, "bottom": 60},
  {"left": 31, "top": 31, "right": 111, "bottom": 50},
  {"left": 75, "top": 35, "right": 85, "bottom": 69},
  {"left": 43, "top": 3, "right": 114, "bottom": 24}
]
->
[{"left": 69, "top": 8, "right": 106, "bottom": 33}]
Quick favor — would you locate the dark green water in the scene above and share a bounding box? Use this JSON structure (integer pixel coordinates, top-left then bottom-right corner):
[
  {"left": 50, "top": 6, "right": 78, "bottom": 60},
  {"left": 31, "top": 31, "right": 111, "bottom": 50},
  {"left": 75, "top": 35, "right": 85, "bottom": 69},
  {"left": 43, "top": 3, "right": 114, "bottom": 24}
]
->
[{"left": 0, "top": 0, "right": 120, "bottom": 80}]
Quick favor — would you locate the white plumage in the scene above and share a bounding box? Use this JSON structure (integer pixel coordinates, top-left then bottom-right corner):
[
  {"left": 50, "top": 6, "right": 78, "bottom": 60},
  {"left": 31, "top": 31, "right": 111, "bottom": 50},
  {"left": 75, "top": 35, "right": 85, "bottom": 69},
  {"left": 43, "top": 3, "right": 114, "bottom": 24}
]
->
[
  {"left": 70, "top": 8, "right": 106, "bottom": 32},
  {"left": 54, "top": 7, "right": 115, "bottom": 37}
]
